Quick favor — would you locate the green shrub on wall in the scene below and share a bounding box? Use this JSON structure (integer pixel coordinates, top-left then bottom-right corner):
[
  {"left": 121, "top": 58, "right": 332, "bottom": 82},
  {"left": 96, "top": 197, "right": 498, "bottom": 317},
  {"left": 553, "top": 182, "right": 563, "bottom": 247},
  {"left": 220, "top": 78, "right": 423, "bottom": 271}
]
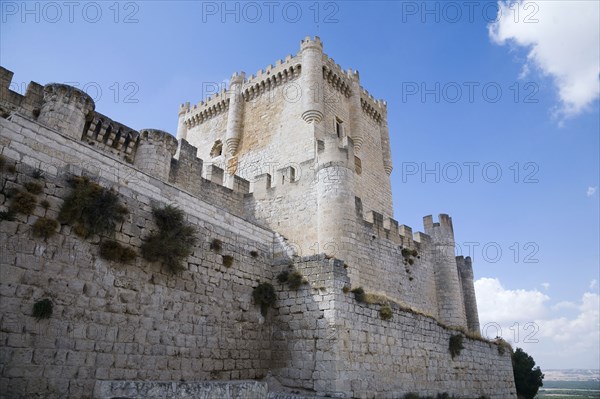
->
[
  {"left": 252, "top": 282, "right": 276, "bottom": 317},
  {"left": 32, "top": 217, "right": 59, "bottom": 239},
  {"left": 379, "top": 304, "right": 393, "bottom": 320},
  {"left": 141, "top": 204, "right": 197, "bottom": 273},
  {"left": 32, "top": 298, "right": 53, "bottom": 320},
  {"left": 99, "top": 240, "right": 137, "bottom": 263},
  {"left": 277, "top": 268, "right": 308, "bottom": 290},
  {"left": 58, "top": 175, "right": 128, "bottom": 238},
  {"left": 449, "top": 334, "right": 464, "bottom": 359},
  {"left": 9, "top": 190, "right": 37, "bottom": 215}
]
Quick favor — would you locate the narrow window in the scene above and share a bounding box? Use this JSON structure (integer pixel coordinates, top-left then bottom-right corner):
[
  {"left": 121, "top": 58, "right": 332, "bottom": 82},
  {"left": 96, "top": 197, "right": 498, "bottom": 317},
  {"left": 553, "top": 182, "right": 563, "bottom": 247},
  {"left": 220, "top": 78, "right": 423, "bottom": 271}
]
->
[
  {"left": 335, "top": 117, "right": 343, "bottom": 138},
  {"left": 355, "top": 156, "right": 362, "bottom": 175}
]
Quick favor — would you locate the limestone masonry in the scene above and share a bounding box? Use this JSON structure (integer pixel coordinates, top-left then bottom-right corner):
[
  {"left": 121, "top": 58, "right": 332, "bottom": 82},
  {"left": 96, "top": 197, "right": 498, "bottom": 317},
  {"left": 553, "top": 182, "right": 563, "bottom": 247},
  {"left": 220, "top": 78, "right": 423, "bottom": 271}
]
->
[{"left": 0, "top": 37, "right": 517, "bottom": 398}]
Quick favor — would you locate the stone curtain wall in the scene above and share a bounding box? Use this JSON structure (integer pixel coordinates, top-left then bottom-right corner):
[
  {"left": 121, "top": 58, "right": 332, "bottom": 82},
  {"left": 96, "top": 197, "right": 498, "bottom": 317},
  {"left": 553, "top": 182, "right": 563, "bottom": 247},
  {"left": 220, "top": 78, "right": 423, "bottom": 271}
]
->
[
  {"left": 0, "top": 114, "right": 276, "bottom": 398},
  {"left": 275, "top": 256, "right": 517, "bottom": 399}
]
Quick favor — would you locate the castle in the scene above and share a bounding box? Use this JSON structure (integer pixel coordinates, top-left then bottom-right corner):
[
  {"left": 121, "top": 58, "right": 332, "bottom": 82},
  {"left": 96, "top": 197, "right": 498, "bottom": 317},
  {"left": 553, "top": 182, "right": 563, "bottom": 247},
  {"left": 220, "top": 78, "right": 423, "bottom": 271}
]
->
[{"left": 0, "top": 37, "right": 516, "bottom": 398}]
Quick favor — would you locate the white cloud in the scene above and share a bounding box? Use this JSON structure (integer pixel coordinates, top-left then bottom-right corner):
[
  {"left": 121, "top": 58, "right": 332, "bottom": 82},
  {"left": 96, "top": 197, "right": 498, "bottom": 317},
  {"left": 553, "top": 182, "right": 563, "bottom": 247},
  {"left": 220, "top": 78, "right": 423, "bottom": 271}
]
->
[
  {"left": 475, "top": 277, "right": 549, "bottom": 323},
  {"left": 475, "top": 277, "right": 600, "bottom": 369},
  {"left": 489, "top": 1, "right": 600, "bottom": 119},
  {"left": 541, "top": 282, "right": 550, "bottom": 290},
  {"left": 587, "top": 186, "right": 597, "bottom": 197},
  {"left": 590, "top": 279, "right": 598, "bottom": 290}
]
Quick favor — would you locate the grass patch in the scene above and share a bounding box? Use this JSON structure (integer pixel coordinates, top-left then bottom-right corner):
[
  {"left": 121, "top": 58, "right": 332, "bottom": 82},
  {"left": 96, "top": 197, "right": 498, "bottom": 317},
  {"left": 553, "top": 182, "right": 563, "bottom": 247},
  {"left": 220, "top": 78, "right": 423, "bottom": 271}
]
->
[
  {"left": 449, "top": 334, "right": 464, "bottom": 359},
  {"left": 141, "top": 204, "right": 197, "bottom": 273},
  {"left": 24, "top": 182, "right": 43, "bottom": 195},
  {"left": 32, "top": 169, "right": 45, "bottom": 179},
  {"left": 494, "top": 337, "right": 512, "bottom": 356},
  {"left": 276, "top": 270, "right": 289, "bottom": 283},
  {"left": 32, "top": 298, "right": 53, "bottom": 320},
  {"left": 0, "top": 210, "right": 16, "bottom": 221},
  {"left": 100, "top": 240, "right": 137, "bottom": 263},
  {"left": 351, "top": 287, "right": 366, "bottom": 303},
  {"left": 9, "top": 190, "right": 37, "bottom": 215},
  {"left": 58, "top": 176, "right": 128, "bottom": 238},
  {"left": 32, "top": 217, "right": 59, "bottom": 239},
  {"left": 40, "top": 200, "right": 50, "bottom": 209},
  {"left": 379, "top": 304, "right": 393, "bottom": 320},
  {"left": 253, "top": 282, "right": 276, "bottom": 317},
  {"left": 222, "top": 255, "right": 234, "bottom": 268},
  {"left": 287, "top": 271, "right": 305, "bottom": 289},
  {"left": 210, "top": 238, "right": 222, "bottom": 252},
  {"left": 277, "top": 269, "right": 307, "bottom": 290},
  {"left": 342, "top": 285, "right": 350, "bottom": 294}
]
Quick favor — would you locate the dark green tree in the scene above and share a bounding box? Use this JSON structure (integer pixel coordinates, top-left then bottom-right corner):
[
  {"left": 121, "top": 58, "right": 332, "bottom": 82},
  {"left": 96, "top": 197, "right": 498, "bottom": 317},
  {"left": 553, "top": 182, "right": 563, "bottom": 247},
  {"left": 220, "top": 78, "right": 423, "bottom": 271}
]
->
[{"left": 512, "top": 347, "right": 544, "bottom": 399}]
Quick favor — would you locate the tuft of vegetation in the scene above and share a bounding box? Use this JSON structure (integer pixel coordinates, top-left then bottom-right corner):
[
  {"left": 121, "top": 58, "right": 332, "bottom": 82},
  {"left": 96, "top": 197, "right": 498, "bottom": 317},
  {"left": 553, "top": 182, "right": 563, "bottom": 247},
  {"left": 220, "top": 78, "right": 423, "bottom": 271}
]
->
[
  {"left": 0, "top": 210, "right": 16, "bottom": 222},
  {"left": 24, "top": 182, "right": 44, "bottom": 194},
  {"left": 252, "top": 282, "right": 276, "bottom": 317},
  {"left": 99, "top": 240, "right": 137, "bottom": 263},
  {"left": 222, "top": 255, "right": 234, "bottom": 268},
  {"left": 287, "top": 271, "right": 304, "bottom": 290},
  {"left": 40, "top": 199, "right": 50, "bottom": 209},
  {"left": 351, "top": 287, "right": 366, "bottom": 303},
  {"left": 210, "top": 238, "right": 222, "bottom": 252},
  {"left": 250, "top": 250, "right": 259, "bottom": 258},
  {"left": 276, "top": 270, "right": 289, "bottom": 284},
  {"left": 342, "top": 285, "right": 350, "bottom": 294},
  {"left": 32, "top": 217, "right": 59, "bottom": 239},
  {"left": 494, "top": 337, "right": 512, "bottom": 356},
  {"left": 449, "top": 334, "right": 464, "bottom": 359},
  {"left": 7, "top": 164, "right": 16, "bottom": 173},
  {"left": 31, "top": 168, "right": 45, "bottom": 179},
  {"left": 379, "top": 304, "right": 393, "bottom": 320},
  {"left": 141, "top": 204, "right": 197, "bottom": 273},
  {"left": 277, "top": 269, "right": 307, "bottom": 290},
  {"left": 58, "top": 176, "right": 128, "bottom": 238},
  {"left": 32, "top": 298, "right": 53, "bottom": 320},
  {"left": 9, "top": 190, "right": 37, "bottom": 215},
  {"left": 512, "top": 347, "right": 544, "bottom": 399}
]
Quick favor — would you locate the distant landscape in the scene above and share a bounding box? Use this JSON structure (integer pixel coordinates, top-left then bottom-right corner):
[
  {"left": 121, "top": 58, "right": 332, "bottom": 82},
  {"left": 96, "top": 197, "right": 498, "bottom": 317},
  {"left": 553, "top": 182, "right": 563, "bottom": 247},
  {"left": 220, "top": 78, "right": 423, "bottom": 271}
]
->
[{"left": 536, "top": 370, "right": 600, "bottom": 399}]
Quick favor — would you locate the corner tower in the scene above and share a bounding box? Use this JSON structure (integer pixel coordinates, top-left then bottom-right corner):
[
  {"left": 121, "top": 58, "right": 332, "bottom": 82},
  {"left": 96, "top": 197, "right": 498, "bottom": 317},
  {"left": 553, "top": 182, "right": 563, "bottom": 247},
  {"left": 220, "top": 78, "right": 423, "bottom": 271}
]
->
[{"left": 425, "top": 214, "right": 468, "bottom": 328}]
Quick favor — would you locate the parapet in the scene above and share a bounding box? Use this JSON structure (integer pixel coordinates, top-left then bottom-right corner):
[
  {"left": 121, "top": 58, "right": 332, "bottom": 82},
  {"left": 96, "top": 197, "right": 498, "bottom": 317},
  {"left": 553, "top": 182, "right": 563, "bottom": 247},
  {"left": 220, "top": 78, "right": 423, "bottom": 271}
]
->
[
  {"left": 300, "top": 36, "right": 323, "bottom": 51},
  {"left": 315, "top": 134, "right": 353, "bottom": 172},
  {"left": 359, "top": 207, "right": 430, "bottom": 249},
  {"left": 322, "top": 61, "right": 351, "bottom": 98},
  {"left": 423, "top": 214, "right": 455, "bottom": 243},
  {"left": 83, "top": 111, "right": 139, "bottom": 162},
  {"left": 0, "top": 66, "right": 44, "bottom": 119}
]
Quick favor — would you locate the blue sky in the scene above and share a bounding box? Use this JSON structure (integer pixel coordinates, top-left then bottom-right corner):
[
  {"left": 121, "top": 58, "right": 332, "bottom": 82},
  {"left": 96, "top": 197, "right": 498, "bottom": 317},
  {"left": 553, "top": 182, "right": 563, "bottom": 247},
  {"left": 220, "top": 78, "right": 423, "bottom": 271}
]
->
[{"left": 2, "top": 1, "right": 599, "bottom": 370}]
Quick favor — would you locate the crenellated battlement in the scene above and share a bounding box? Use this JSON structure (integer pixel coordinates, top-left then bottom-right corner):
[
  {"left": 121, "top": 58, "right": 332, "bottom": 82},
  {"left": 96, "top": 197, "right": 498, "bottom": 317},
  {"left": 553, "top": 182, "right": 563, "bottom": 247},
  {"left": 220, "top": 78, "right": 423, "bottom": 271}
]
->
[
  {"left": 300, "top": 35, "right": 323, "bottom": 50},
  {"left": 184, "top": 94, "right": 229, "bottom": 128},
  {"left": 83, "top": 111, "right": 139, "bottom": 162},
  {"left": 322, "top": 56, "right": 352, "bottom": 97},
  {"left": 241, "top": 60, "right": 301, "bottom": 101}
]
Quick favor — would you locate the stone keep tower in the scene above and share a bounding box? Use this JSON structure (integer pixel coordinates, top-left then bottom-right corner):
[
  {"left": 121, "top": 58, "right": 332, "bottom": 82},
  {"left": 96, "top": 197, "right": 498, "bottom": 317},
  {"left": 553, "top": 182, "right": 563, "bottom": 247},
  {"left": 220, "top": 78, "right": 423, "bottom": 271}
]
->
[{"left": 179, "top": 37, "right": 480, "bottom": 333}]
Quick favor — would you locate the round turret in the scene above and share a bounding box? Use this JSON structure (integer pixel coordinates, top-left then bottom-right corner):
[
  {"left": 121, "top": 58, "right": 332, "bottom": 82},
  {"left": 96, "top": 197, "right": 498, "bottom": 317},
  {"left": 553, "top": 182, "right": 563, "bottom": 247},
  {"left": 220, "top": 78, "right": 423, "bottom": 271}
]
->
[
  {"left": 38, "top": 83, "right": 95, "bottom": 139},
  {"left": 316, "top": 134, "right": 356, "bottom": 258},
  {"left": 225, "top": 72, "right": 246, "bottom": 156},
  {"left": 300, "top": 36, "right": 324, "bottom": 124},
  {"left": 134, "top": 129, "right": 178, "bottom": 181},
  {"left": 424, "top": 214, "right": 468, "bottom": 329}
]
